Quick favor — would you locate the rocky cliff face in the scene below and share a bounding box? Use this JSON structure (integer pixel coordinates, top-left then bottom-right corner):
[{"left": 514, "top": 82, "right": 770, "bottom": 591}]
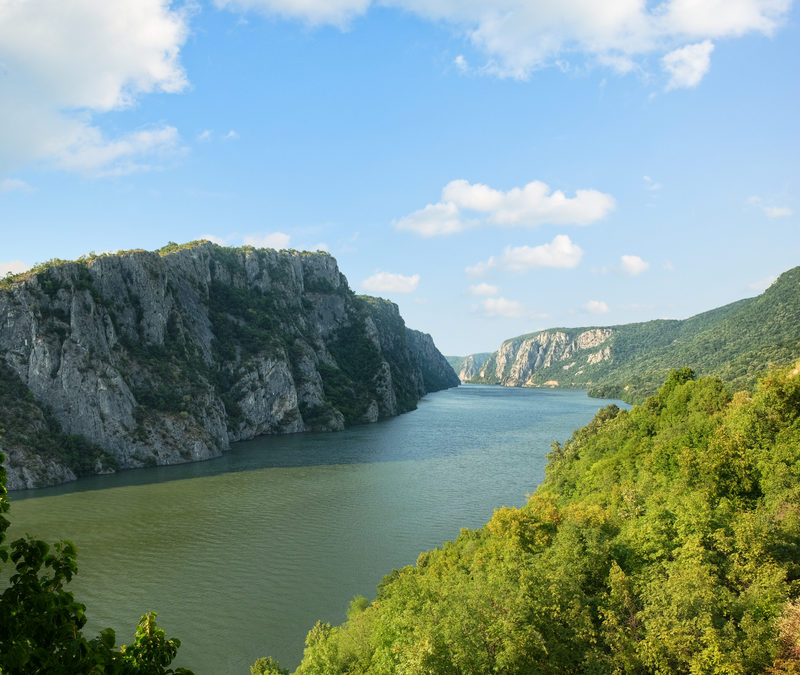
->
[
  {"left": 475, "top": 328, "right": 615, "bottom": 387},
  {"left": 406, "top": 329, "right": 461, "bottom": 392},
  {"left": 0, "top": 242, "right": 457, "bottom": 489}
]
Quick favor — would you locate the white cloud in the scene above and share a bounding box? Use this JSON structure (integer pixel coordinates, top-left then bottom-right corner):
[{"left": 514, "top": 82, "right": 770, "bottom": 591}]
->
[
  {"left": 215, "top": 0, "right": 370, "bottom": 27},
  {"left": 361, "top": 271, "right": 420, "bottom": 293},
  {"left": 584, "top": 300, "right": 610, "bottom": 314},
  {"left": 55, "top": 125, "right": 182, "bottom": 176},
  {"left": 468, "top": 283, "right": 500, "bottom": 296},
  {"left": 200, "top": 233, "right": 229, "bottom": 245},
  {"left": 197, "top": 130, "right": 212, "bottom": 142},
  {"left": 643, "top": 175, "right": 662, "bottom": 191},
  {"left": 224, "top": 130, "right": 240, "bottom": 141},
  {"left": 481, "top": 297, "right": 525, "bottom": 318},
  {"left": 465, "top": 256, "right": 497, "bottom": 278},
  {"left": 662, "top": 40, "right": 715, "bottom": 90},
  {"left": 0, "top": 260, "right": 30, "bottom": 277},
  {"left": 0, "top": 0, "right": 189, "bottom": 176},
  {"left": 748, "top": 195, "right": 794, "bottom": 218},
  {"left": 395, "top": 201, "right": 471, "bottom": 237},
  {"left": 244, "top": 232, "right": 292, "bottom": 249},
  {"left": 454, "top": 54, "right": 468, "bottom": 71},
  {"left": 620, "top": 254, "right": 650, "bottom": 276},
  {"left": 397, "top": 179, "right": 614, "bottom": 237},
  {"left": 219, "top": 0, "right": 790, "bottom": 86},
  {"left": 501, "top": 235, "right": 584, "bottom": 271},
  {"left": 0, "top": 178, "right": 33, "bottom": 193},
  {"left": 764, "top": 205, "right": 793, "bottom": 218},
  {"left": 748, "top": 274, "right": 777, "bottom": 291},
  {"left": 466, "top": 235, "right": 583, "bottom": 276}
]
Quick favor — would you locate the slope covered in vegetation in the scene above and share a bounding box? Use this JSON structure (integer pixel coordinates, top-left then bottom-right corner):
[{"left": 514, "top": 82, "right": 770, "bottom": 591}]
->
[
  {"left": 265, "top": 364, "right": 800, "bottom": 673},
  {"left": 471, "top": 265, "right": 800, "bottom": 403}
]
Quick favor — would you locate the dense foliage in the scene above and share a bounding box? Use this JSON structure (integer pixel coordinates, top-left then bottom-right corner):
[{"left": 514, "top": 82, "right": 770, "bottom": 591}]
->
[
  {"left": 0, "top": 452, "right": 192, "bottom": 673},
  {"left": 262, "top": 364, "right": 800, "bottom": 673}
]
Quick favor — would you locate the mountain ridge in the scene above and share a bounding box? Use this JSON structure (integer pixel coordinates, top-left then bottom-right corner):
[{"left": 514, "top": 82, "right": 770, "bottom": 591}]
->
[
  {"left": 0, "top": 241, "right": 458, "bottom": 489},
  {"left": 456, "top": 265, "right": 800, "bottom": 402}
]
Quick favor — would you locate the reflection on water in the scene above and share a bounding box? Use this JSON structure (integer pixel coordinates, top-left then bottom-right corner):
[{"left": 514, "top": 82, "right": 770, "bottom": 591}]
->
[{"left": 7, "top": 385, "right": 626, "bottom": 674}]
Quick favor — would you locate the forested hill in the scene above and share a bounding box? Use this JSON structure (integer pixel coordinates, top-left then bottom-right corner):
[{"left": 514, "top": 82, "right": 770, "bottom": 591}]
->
[
  {"left": 0, "top": 241, "right": 458, "bottom": 489},
  {"left": 464, "top": 265, "right": 800, "bottom": 402},
  {"left": 261, "top": 363, "right": 800, "bottom": 674}
]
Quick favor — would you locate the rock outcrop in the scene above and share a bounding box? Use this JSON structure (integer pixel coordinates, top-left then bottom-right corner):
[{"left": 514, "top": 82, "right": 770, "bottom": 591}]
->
[
  {"left": 0, "top": 242, "right": 457, "bottom": 489},
  {"left": 476, "top": 328, "right": 614, "bottom": 387}
]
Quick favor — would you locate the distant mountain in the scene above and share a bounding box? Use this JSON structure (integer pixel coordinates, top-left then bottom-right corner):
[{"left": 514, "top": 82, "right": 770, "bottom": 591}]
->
[
  {"left": 446, "top": 352, "right": 492, "bottom": 381},
  {"left": 467, "top": 265, "right": 800, "bottom": 402},
  {"left": 0, "top": 242, "right": 457, "bottom": 489}
]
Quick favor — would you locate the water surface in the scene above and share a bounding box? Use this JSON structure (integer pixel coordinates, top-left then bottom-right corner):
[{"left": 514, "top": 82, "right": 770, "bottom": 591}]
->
[{"left": 7, "top": 385, "right": 626, "bottom": 673}]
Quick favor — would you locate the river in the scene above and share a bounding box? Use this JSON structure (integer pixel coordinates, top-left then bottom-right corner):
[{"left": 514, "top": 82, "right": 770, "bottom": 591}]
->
[{"left": 6, "top": 385, "right": 627, "bottom": 673}]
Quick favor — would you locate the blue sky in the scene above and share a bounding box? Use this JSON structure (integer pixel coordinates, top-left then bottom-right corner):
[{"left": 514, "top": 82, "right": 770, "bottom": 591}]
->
[{"left": 1, "top": 0, "right": 798, "bottom": 355}]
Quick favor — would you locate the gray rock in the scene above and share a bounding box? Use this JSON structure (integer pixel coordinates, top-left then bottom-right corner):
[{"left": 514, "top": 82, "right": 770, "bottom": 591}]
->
[{"left": 0, "top": 243, "right": 458, "bottom": 489}]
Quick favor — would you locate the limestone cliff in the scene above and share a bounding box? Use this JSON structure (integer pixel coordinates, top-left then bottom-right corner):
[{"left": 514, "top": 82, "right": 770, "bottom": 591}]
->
[
  {"left": 475, "top": 328, "right": 614, "bottom": 387},
  {"left": 0, "top": 242, "right": 457, "bottom": 489}
]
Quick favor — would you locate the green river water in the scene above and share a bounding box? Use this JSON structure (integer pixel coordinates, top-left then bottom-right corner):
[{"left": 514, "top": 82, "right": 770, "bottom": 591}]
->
[{"left": 7, "top": 385, "right": 626, "bottom": 673}]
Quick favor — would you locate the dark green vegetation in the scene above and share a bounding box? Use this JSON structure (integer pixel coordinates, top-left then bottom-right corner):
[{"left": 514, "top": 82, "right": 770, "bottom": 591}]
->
[
  {"left": 259, "top": 364, "right": 800, "bottom": 673},
  {"left": 0, "top": 451, "right": 192, "bottom": 673},
  {"left": 472, "top": 265, "right": 800, "bottom": 403}
]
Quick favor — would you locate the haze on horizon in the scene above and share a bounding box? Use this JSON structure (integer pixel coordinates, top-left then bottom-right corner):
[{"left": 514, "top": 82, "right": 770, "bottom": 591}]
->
[{"left": 0, "top": 0, "right": 797, "bottom": 355}]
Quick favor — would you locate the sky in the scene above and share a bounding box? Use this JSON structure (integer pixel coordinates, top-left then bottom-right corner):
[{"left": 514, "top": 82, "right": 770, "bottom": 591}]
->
[{"left": 0, "top": 0, "right": 798, "bottom": 355}]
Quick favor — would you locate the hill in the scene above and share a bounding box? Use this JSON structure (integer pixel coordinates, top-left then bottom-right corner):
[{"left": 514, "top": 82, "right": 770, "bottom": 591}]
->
[
  {"left": 263, "top": 363, "right": 800, "bottom": 673},
  {"left": 468, "top": 265, "right": 800, "bottom": 402}
]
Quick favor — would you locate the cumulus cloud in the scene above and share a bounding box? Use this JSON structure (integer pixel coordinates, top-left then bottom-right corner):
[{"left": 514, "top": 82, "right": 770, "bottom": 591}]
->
[
  {"left": 0, "top": 260, "right": 30, "bottom": 277},
  {"left": 199, "top": 233, "right": 229, "bottom": 245},
  {"left": 397, "top": 180, "right": 614, "bottom": 237},
  {"left": 501, "top": 235, "right": 584, "bottom": 271},
  {"left": 584, "top": 300, "right": 610, "bottom": 314},
  {"left": 0, "top": 0, "right": 189, "bottom": 176},
  {"left": 215, "top": 0, "right": 370, "bottom": 27},
  {"left": 620, "top": 254, "right": 650, "bottom": 276},
  {"left": 219, "top": 0, "right": 789, "bottom": 86},
  {"left": 481, "top": 297, "right": 525, "bottom": 318},
  {"left": 362, "top": 271, "right": 420, "bottom": 294},
  {"left": 764, "top": 205, "right": 793, "bottom": 218},
  {"left": 467, "top": 235, "right": 584, "bottom": 276},
  {"left": 662, "top": 40, "right": 715, "bottom": 89},
  {"left": 468, "top": 283, "right": 500, "bottom": 296},
  {"left": 395, "top": 201, "right": 471, "bottom": 237},
  {"left": 244, "top": 232, "right": 292, "bottom": 249},
  {"left": 465, "top": 256, "right": 497, "bottom": 278},
  {"left": 748, "top": 195, "right": 794, "bottom": 218}
]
